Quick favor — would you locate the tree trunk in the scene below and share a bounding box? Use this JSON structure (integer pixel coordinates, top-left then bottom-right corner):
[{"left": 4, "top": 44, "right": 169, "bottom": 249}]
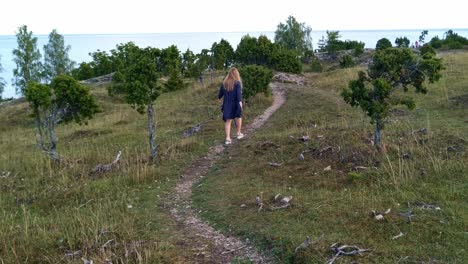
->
[
  {"left": 47, "top": 116, "right": 60, "bottom": 162},
  {"left": 374, "top": 120, "right": 382, "bottom": 151},
  {"left": 34, "top": 114, "right": 45, "bottom": 150},
  {"left": 147, "top": 103, "right": 157, "bottom": 162}
]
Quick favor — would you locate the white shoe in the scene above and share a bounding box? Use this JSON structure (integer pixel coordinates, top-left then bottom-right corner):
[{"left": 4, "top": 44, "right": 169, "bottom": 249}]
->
[
  {"left": 224, "top": 139, "right": 232, "bottom": 145},
  {"left": 236, "top": 133, "right": 245, "bottom": 139}
]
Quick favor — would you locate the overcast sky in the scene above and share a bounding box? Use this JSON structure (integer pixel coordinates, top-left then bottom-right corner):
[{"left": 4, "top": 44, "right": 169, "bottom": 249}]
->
[{"left": 1, "top": 0, "right": 467, "bottom": 35}]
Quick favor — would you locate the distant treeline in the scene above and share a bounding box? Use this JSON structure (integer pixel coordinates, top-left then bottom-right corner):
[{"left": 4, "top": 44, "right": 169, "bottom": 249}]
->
[{"left": 72, "top": 34, "right": 304, "bottom": 82}]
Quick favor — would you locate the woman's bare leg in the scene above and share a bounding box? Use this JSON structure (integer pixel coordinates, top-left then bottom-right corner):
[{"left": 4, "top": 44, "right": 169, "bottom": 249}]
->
[
  {"left": 225, "top": 119, "right": 232, "bottom": 140},
  {"left": 235, "top": 118, "right": 242, "bottom": 135}
]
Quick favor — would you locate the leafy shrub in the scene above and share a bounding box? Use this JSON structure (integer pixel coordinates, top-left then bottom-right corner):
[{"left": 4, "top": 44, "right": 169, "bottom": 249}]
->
[
  {"left": 309, "top": 59, "right": 323, "bottom": 72},
  {"left": 271, "top": 48, "right": 302, "bottom": 74},
  {"left": 395, "top": 37, "right": 410, "bottom": 48},
  {"left": 429, "top": 36, "right": 443, "bottom": 49},
  {"left": 339, "top": 54, "right": 355, "bottom": 68},
  {"left": 238, "top": 65, "right": 273, "bottom": 102},
  {"left": 376, "top": 38, "right": 392, "bottom": 50},
  {"left": 353, "top": 44, "right": 364, "bottom": 57},
  {"left": 420, "top": 44, "right": 436, "bottom": 57},
  {"left": 71, "top": 62, "right": 94, "bottom": 80},
  {"left": 164, "top": 69, "right": 185, "bottom": 92},
  {"left": 429, "top": 30, "right": 468, "bottom": 50}
]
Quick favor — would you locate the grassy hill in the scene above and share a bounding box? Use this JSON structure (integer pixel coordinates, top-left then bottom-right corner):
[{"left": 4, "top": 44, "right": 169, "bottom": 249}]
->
[
  {"left": 0, "top": 51, "right": 466, "bottom": 263},
  {"left": 0, "top": 77, "right": 272, "bottom": 263},
  {"left": 193, "top": 52, "right": 468, "bottom": 263}
]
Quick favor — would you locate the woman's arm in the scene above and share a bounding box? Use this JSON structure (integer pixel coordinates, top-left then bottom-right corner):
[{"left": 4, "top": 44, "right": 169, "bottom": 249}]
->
[
  {"left": 236, "top": 82, "right": 243, "bottom": 109},
  {"left": 218, "top": 84, "right": 224, "bottom": 100}
]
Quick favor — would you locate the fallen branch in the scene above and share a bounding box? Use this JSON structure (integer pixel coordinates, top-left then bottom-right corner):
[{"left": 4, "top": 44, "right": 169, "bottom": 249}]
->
[
  {"left": 268, "top": 162, "right": 282, "bottom": 167},
  {"left": 221, "top": 245, "right": 246, "bottom": 255},
  {"left": 89, "top": 151, "right": 122, "bottom": 176},
  {"left": 392, "top": 232, "right": 404, "bottom": 240},
  {"left": 75, "top": 199, "right": 94, "bottom": 209},
  {"left": 328, "top": 243, "right": 371, "bottom": 264}
]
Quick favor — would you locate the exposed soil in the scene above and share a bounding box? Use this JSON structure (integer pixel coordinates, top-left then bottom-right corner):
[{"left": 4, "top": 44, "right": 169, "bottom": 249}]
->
[{"left": 163, "top": 82, "right": 287, "bottom": 263}]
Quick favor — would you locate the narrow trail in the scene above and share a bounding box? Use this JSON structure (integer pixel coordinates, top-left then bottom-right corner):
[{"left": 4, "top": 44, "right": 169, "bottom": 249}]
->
[{"left": 164, "top": 82, "right": 286, "bottom": 263}]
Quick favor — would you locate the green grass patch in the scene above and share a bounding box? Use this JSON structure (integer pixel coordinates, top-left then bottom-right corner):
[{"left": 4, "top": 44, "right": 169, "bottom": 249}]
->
[
  {"left": 193, "top": 52, "right": 468, "bottom": 263},
  {"left": 0, "top": 76, "right": 272, "bottom": 263}
]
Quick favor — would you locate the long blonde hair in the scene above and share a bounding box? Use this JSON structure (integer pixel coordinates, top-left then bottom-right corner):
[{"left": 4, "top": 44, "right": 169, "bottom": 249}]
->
[{"left": 223, "top": 67, "right": 242, "bottom": 91}]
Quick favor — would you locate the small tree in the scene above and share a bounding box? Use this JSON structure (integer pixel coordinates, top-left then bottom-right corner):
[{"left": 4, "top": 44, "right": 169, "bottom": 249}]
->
[
  {"left": 395, "top": 37, "right": 410, "bottom": 48},
  {"left": 71, "top": 62, "right": 94, "bottom": 81},
  {"left": 211, "top": 39, "right": 235, "bottom": 70},
  {"left": 270, "top": 47, "right": 302, "bottom": 73},
  {"left": 43, "top": 29, "right": 75, "bottom": 81},
  {"left": 12, "top": 25, "right": 42, "bottom": 95},
  {"left": 24, "top": 75, "right": 99, "bottom": 161},
  {"left": 419, "top": 30, "right": 429, "bottom": 44},
  {"left": 235, "top": 35, "right": 259, "bottom": 65},
  {"left": 323, "top": 30, "right": 342, "bottom": 56},
  {"left": 238, "top": 65, "right": 273, "bottom": 103},
  {"left": 376, "top": 38, "right": 392, "bottom": 50},
  {"left": 89, "top": 50, "right": 115, "bottom": 77},
  {"left": 182, "top": 49, "right": 200, "bottom": 79},
  {"left": 342, "top": 48, "right": 443, "bottom": 149},
  {"left": 109, "top": 44, "right": 164, "bottom": 162},
  {"left": 274, "top": 15, "right": 313, "bottom": 56},
  {"left": 159, "top": 45, "right": 181, "bottom": 75}
]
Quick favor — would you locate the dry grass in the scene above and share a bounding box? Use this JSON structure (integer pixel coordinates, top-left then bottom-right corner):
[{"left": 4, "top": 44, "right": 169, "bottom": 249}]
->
[
  {"left": 0, "top": 75, "right": 272, "bottom": 263},
  {"left": 193, "top": 52, "right": 468, "bottom": 263}
]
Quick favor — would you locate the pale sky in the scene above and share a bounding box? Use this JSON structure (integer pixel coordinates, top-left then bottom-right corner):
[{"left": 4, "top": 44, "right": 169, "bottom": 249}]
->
[{"left": 1, "top": 0, "right": 467, "bottom": 35}]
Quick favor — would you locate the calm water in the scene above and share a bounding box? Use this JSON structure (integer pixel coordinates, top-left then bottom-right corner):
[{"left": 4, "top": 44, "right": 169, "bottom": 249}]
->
[{"left": 1, "top": 29, "right": 467, "bottom": 98}]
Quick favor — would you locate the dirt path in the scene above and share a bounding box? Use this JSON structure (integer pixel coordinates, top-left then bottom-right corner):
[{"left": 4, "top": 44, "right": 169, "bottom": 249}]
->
[{"left": 164, "top": 82, "right": 286, "bottom": 263}]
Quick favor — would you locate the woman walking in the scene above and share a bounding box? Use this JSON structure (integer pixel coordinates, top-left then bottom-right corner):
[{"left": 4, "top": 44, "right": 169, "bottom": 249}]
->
[{"left": 218, "top": 67, "right": 244, "bottom": 145}]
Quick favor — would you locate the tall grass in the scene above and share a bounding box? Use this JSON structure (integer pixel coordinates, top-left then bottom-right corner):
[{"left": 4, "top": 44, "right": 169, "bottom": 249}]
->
[
  {"left": 0, "top": 75, "right": 272, "bottom": 263},
  {"left": 193, "top": 52, "right": 468, "bottom": 263}
]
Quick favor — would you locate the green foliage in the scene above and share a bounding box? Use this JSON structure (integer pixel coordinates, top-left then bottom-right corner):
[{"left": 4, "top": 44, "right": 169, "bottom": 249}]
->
[
  {"left": 339, "top": 54, "right": 355, "bottom": 68},
  {"left": 43, "top": 29, "right": 75, "bottom": 81},
  {"left": 319, "top": 31, "right": 365, "bottom": 57},
  {"left": 375, "top": 38, "right": 392, "bottom": 50},
  {"left": 429, "top": 30, "right": 468, "bottom": 50},
  {"left": 211, "top": 39, "right": 235, "bottom": 70},
  {"left": 182, "top": 49, "right": 200, "bottom": 79},
  {"left": 12, "top": 25, "right": 42, "bottom": 95},
  {"left": 25, "top": 75, "right": 99, "bottom": 124},
  {"left": 353, "top": 44, "right": 364, "bottom": 57},
  {"left": 238, "top": 65, "right": 273, "bottom": 101},
  {"left": 235, "top": 34, "right": 302, "bottom": 73},
  {"left": 429, "top": 36, "right": 443, "bottom": 49},
  {"left": 71, "top": 62, "right": 94, "bottom": 80},
  {"left": 419, "top": 30, "right": 429, "bottom": 44},
  {"left": 24, "top": 75, "right": 99, "bottom": 160},
  {"left": 159, "top": 45, "right": 181, "bottom": 75},
  {"left": 420, "top": 44, "right": 436, "bottom": 57},
  {"left": 395, "top": 37, "right": 410, "bottom": 48},
  {"left": 274, "top": 15, "right": 313, "bottom": 56},
  {"left": 89, "top": 49, "right": 115, "bottom": 77},
  {"left": 270, "top": 48, "right": 302, "bottom": 74},
  {"left": 24, "top": 82, "right": 52, "bottom": 114},
  {"left": 196, "top": 48, "right": 211, "bottom": 73},
  {"left": 109, "top": 45, "right": 162, "bottom": 113},
  {"left": 164, "top": 68, "right": 185, "bottom": 92},
  {"left": 309, "top": 59, "right": 323, "bottom": 72},
  {"left": 235, "top": 35, "right": 274, "bottom": 66},
  {"left": 342, "top": 48, "right": 443, "bottom": 147},
  {"left": 347, "top": 172, "right": 365, "bottom": 183},
  {"left": 50, "top": 75, "right": 100, "bottom": 124}
]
